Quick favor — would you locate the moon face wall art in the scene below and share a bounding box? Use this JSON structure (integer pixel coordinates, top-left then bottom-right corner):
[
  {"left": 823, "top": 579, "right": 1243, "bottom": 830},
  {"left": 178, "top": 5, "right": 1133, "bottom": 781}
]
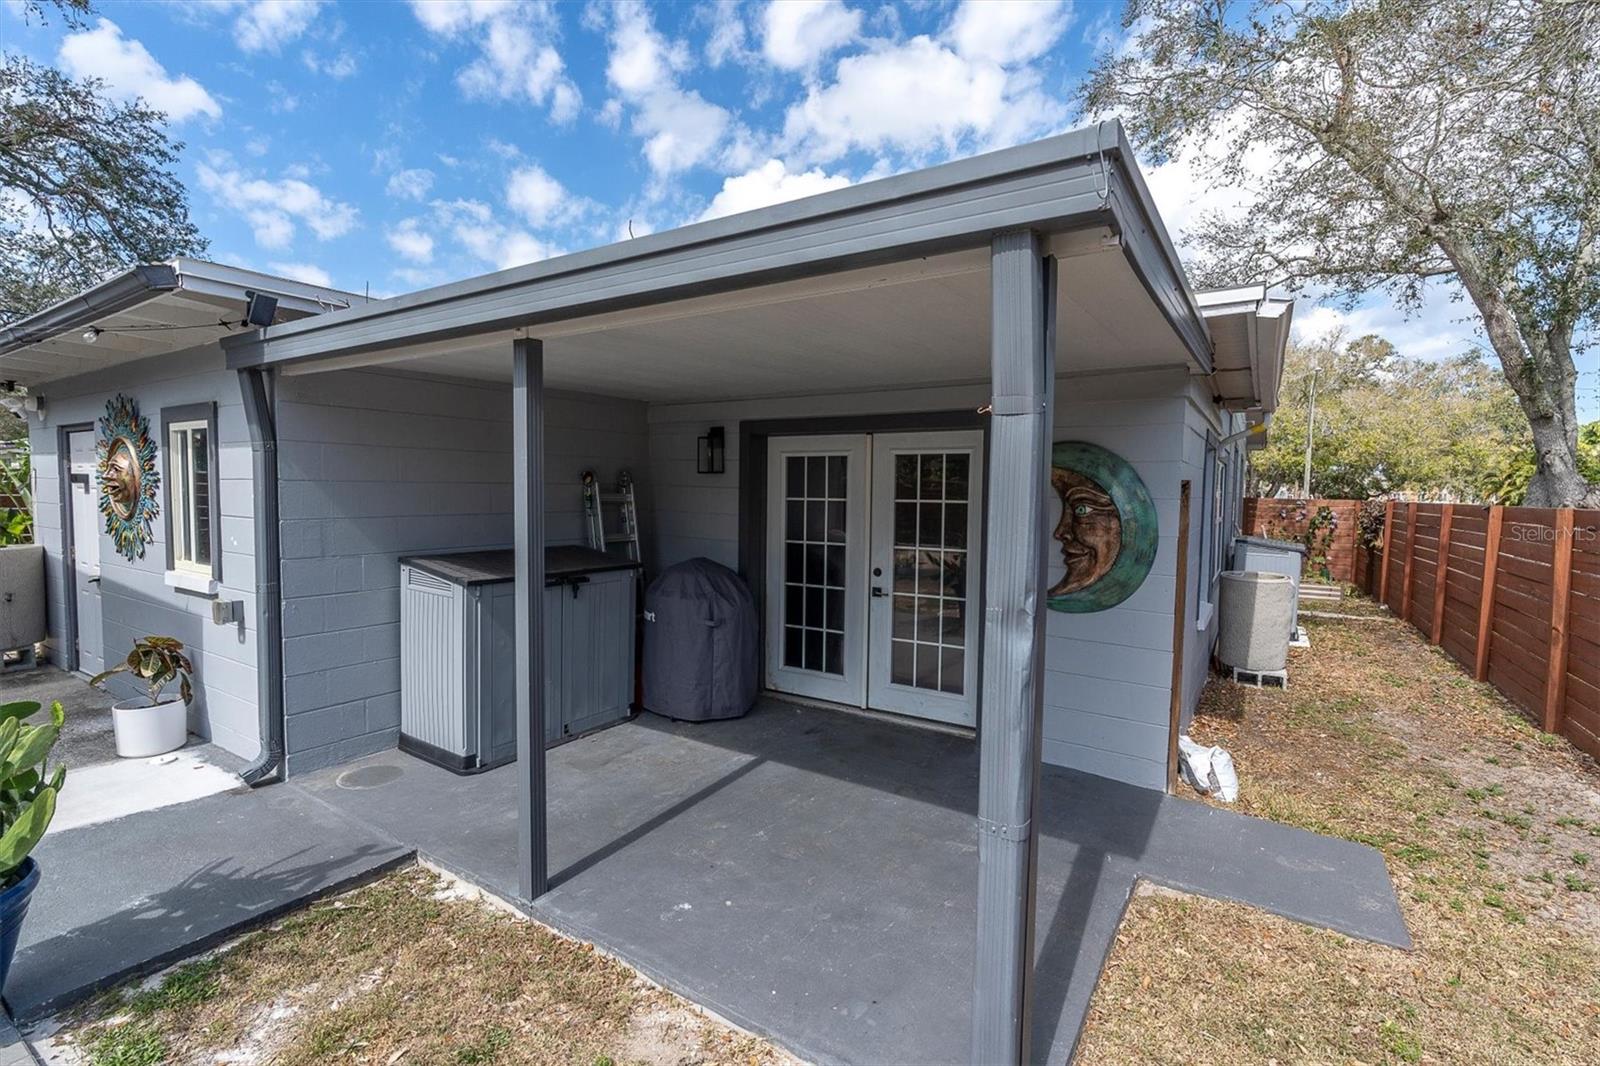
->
[
  {"left": 97, "top": 394, "right": 161, "bottom": 561},
  {"left": 1046, "top": 441, "right": 1158, "bottom": 613}
]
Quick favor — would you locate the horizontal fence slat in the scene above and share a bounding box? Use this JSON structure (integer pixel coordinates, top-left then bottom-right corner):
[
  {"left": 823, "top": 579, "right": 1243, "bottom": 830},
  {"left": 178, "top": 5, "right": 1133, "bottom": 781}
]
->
[{"left": 1247, "top": 499, "right": 1600, "bottom": 760}]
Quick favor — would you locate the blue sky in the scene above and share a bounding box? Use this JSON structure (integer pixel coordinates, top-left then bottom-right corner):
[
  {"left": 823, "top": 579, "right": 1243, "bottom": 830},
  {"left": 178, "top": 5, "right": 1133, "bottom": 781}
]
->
[{"left": 6, "top": 0, "right": 1596, "bottom": 418}]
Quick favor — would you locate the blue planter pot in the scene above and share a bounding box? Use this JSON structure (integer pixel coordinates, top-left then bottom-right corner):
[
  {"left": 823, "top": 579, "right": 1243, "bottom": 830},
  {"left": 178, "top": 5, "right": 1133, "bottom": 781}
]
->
[{"left": 0, "top": 858, "right": 39, "bottom": 994}]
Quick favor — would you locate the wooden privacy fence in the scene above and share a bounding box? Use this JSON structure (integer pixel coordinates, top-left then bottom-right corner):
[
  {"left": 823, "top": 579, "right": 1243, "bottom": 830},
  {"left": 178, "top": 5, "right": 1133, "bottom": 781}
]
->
[{"left": 1368, "top": 502, "right": 1600, "bottom": 760}]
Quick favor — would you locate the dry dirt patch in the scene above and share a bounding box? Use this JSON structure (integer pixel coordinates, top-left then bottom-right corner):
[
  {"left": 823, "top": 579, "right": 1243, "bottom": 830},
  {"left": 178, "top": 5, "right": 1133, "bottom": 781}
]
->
[
  {"left": 45, "top": 867, "right": 793, "bottom": 1066},
  {"left": 1078, "top": 609, "right": 1600, "bottom": 1065}
]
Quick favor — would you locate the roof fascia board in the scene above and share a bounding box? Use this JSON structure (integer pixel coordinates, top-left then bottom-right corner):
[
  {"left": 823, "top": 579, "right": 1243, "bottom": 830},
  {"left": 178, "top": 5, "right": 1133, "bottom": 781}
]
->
[
  {"left": 1100, "top": 123, "right": 1214, "bottom": 371},
  {"left": 171, "top": 258, "right": 362, "bottom": 313},
  {"left": 227, "top": 121, "right": 1216, "bottom": 373},
  {"left": 0, "top": 264, "right": 178, "bottom": 358},
  {"left": 225, "top": 159, "right": 1111, "bottom": 369}
]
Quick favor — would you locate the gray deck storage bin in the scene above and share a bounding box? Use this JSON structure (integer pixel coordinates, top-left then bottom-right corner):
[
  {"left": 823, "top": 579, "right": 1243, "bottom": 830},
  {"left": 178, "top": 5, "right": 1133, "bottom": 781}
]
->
[
  {"left": 1232, "top": 534, "right": 1307, "bottom": 636},
  {"left": 0, "top": 545, "right": 45, "bottom": 661},
  {"left": 643, "top": 558, "right": 758, "bottom": 722},
  {"left": 399, "top": 547, "right": 639, "bottom": 773}
]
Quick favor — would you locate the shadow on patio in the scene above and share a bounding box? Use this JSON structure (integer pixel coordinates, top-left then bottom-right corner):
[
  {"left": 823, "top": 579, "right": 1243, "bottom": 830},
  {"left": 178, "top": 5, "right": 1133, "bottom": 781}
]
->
[{"left": 294, "top": 697, "right": 1408, "bottom": 1066}]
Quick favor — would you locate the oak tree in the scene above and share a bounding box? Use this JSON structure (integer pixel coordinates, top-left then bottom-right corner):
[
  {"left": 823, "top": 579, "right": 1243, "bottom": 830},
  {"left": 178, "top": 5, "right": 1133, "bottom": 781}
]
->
[
  {"left": 1083, "top": 0, "right": 1600, "bottom": 506},
  {"left": 1, "top": 0, "right": 206, "bottom": 324}
]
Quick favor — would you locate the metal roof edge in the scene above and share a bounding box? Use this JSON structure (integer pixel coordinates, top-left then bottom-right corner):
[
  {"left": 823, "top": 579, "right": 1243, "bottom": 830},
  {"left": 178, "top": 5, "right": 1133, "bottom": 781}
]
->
[
  {"left": 1098, "top": 124, "right": 1213, "bottom": 368},
  {"left": 224, "top": 123, "right": 1178, "bottom": 365},
  {"left": 0, "top": 264, "right": 179, "bottom": 359}
]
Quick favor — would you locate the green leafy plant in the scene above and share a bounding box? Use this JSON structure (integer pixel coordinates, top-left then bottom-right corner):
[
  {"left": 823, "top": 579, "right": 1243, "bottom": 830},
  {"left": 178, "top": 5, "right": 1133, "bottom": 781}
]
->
[
  {"left": 90, "top": 635, "right": 194, "bottom": 707},
  {"left": 0, "top": 445, "right": 32, "bottom": 546},
  {"left": 0, "top": 699, "right": 65, "bottom": 887}
]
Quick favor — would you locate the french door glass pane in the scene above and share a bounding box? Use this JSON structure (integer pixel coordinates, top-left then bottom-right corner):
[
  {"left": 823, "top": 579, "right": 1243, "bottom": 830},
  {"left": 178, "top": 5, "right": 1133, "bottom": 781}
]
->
[
  {"left": 783, "top": 452, "right": 848, "bottom": 676},
  {"left": 888, "top": 451, "right": 969, "bottom": 694}
]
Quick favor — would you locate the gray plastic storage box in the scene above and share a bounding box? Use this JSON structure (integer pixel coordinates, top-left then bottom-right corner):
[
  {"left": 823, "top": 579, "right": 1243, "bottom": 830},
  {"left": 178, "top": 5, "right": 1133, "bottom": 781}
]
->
[
  {"left": 642, "top": 558, "right": 758, "bottom": 722},
  {"left": 399, "top": 547, "right": 639, "bottom": 773},
  {"left": 0, "top": 544, "right": 45, "bottom": 670},
  {"left": 1232, "top": 534, "right": 1307, "bottom": 635}
]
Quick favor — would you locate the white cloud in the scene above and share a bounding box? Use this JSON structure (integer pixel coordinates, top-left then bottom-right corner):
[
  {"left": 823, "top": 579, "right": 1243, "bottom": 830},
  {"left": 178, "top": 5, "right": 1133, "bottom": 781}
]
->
[
  {"left": 505, "top": 164, "right": 571, "bottom": 226},
  {"left": 1291, "top": 292, "right": 1486, "bottom": 364},
  {"left": 303, "top": 49, "right": 358, "bottom": 78},
  {"left": 197, "top": 156, "right": 359, "bottom": 249},
  {"left": 386, "top": 168, "right": 436, "bottom": 201},
  {"left": 433, "top": 198, "right": 562, "bottom": 270},
  {"left": 700, "top": 158, "right": 851, "bottom": 221},
  {"left": 57, "top": 19, "right": 221, "bottom": 122},
  {"left": 762, "top": 0, "right": 862, "bottom": 71},
  {"left": 1139, "top": 132, "right": 1271, "bottom": 250},
  {"left": 236, "top": 0, "right": 323, "bottom": 55},
  {"left": 947, "top": 0, "right": 1073, "bottom": 66},
  {"left": 409, "top": 0, "right": 581, "bottom": 123},
  {"left": 385, "top": 218, "right": 435, "bottom": 263},
  {"left": 781, "top": 35, "right": 1064, "bottom": 164},
  {"left": 267, "top": 260, "right": 334, "bottom": 288},
  {"left": 702, "top": 1, "right": 750, "bottom": 67},
  {"left": 602, "top": 1, "right": 731, "bottom": 176}
]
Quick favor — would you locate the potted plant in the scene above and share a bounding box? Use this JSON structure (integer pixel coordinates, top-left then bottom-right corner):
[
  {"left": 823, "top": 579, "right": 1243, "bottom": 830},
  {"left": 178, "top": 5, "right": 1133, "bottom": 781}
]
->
[
  {"left": 0, "top": 699, "right": 64, "bottom": 992},
  {"left": 92, "top": 636, "right": 194, "bottom": 758}
]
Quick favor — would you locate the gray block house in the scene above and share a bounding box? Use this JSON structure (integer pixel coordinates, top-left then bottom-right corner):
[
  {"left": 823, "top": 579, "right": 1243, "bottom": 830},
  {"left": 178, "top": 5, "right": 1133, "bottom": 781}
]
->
[{"left": 0, "top": 122, "right": 1292, "bottom": 1060}]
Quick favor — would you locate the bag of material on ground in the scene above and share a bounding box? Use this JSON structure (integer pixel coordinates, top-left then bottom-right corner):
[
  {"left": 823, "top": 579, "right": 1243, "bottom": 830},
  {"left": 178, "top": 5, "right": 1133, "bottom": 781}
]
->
[
  {"left": 1177, "top": 735, "right": 1239, "bottom": 802},
  {"left": 643, "top": 558, "right": 758, "bottom": 722}
]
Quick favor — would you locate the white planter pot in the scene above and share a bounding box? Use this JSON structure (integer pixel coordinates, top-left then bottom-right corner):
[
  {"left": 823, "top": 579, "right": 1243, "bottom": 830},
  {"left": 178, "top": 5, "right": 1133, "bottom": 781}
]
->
[{"left": 111, "top": 698, "right": 188, "bottom": 758}]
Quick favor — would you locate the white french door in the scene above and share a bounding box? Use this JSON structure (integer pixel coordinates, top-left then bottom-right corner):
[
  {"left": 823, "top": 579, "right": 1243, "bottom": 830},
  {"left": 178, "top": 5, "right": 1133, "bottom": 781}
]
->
[
  {"left": 866, "top": 431, "right": 984, "bottom": 726},
  {"left": 765, "top": 430, "right": 984, "bottom": 727},
  {"left": 66, "top": 429, "right": 104, "bottom": 675},
  {"left": 765, "top": 435, "right": 870, "bottom": 705}
]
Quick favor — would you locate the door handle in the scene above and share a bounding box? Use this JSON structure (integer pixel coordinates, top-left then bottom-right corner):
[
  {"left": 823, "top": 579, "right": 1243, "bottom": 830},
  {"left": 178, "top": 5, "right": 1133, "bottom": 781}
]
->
[{"left": 871, "top": 585, "right": 886, "bottom": 598}]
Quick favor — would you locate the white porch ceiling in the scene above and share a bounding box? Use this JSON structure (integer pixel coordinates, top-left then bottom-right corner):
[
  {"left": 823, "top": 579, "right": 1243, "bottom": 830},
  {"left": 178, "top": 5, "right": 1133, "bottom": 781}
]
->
[{"left": 286, "top": 236, "right": 1197, "bottom": 402}]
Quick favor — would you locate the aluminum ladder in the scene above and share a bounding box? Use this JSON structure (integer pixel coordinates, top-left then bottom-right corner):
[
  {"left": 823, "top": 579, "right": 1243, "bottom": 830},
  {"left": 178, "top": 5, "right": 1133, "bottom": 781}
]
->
[{"left": 582, "top": 469, "right": 642, "bottom": 564}]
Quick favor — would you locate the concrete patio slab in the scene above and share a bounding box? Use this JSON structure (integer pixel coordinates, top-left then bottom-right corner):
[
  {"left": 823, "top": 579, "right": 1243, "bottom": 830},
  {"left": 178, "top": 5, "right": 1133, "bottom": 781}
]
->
[
  {"left": 296, "top": 698, "right": 1409, "bottom": 1066},
  {"left": 6, "top": 784, "right": 411, "bottom": 1023},
  {"left": 48, "top": 752, "right": 242, "bottom": 834},
  {"left": 1, "top": 666, "right": 116, "bottom": 771}
]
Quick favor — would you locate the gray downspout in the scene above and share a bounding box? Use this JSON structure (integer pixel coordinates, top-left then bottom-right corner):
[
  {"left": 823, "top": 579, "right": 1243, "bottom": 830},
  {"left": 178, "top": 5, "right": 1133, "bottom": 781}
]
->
[{"left": 238, "top": 366, "right": 285, "bottom": 786}]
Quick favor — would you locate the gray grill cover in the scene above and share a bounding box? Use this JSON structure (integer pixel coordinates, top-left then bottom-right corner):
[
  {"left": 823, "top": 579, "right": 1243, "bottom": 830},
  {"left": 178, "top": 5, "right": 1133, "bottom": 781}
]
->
[{"left": 643, "top": 558, "right": 758, "bottom": 721}]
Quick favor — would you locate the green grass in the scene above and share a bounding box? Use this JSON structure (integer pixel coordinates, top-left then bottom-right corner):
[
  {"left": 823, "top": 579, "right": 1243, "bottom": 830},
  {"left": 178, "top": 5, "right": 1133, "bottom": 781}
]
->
[
  {"left": 83, "top": 1021, "right": 166, "bottom": 1066},
  {"left": 128, "top": 959, "right": 221, "bottom": 1016},
  {"left": 455, "top": 1025, "right": 513, "bottom": 1064}
]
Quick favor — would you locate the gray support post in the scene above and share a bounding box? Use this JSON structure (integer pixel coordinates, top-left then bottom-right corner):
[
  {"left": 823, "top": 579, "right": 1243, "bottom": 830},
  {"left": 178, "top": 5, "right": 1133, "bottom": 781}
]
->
[
  {"left": 972, "top": 230, "right": 1055, "bottom": 1065},
  {"left": 513, "top": 337, "right": 549, "bottom": 901}
]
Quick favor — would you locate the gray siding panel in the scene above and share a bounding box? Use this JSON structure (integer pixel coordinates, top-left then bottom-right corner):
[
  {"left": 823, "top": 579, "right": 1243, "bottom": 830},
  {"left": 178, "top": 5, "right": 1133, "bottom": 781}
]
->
[
  {"left": 26, "top": 346, "right": 261, "bottom": 759},
  {"left": 646, "top": 365, "right": 1195, "bottom": 791},
  {"left": 274, "top": 368, "right": 647, "bottom": 774}
]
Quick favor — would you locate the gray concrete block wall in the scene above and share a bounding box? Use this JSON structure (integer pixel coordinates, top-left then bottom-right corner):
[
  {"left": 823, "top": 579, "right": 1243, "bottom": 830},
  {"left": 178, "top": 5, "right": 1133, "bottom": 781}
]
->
[
  {"left": 26, "top": 346, "right": 261, "bottom": 758},
  {"left": 645, "top": 367, "right": 1197, "bottom": 792},
  {"left": 274, "top": 368, "right": 648, "bottom": 775}
]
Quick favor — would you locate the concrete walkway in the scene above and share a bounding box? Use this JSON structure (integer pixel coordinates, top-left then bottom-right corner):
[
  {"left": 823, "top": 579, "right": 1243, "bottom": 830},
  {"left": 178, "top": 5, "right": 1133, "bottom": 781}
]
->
[
  {"left": 6, "top": 785, "right": 409, "bottom": 1023},
  {"left": 297, "top": 699, "right": 1410, "bottom": 1066}
]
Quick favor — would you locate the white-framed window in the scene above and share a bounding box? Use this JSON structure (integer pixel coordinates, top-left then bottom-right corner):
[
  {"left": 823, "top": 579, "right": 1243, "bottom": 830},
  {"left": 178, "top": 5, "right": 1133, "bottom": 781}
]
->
[{"left": 162, "top": 403, "right": 219, "bottom": 587}]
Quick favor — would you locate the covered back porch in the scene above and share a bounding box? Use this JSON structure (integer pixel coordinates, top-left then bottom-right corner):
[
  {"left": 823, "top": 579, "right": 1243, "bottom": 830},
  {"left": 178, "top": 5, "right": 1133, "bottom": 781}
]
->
[{"left": 225, "top": 124, "right": 1317, "bottom": 1061}]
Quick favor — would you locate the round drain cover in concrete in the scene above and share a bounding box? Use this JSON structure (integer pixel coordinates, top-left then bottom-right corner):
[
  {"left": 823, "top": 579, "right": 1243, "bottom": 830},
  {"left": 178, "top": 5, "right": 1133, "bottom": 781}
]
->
[{"left": 336, "top": 764, "right": 403, "bottom": 790}]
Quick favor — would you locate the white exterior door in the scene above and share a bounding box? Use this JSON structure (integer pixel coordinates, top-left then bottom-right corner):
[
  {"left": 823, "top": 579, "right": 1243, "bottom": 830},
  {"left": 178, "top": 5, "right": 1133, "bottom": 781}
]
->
[
  {"left": 765, "top": 429, "right": 983, "bottom": 727},
  {"left": 66, "top": 429, "right": 103, "bottom": 675},
  {"left": 765, "top": 435, "right": 870, "bottom": 705},
  {"left": 866, "top": 431, "right": 984, "bottom": 726}
]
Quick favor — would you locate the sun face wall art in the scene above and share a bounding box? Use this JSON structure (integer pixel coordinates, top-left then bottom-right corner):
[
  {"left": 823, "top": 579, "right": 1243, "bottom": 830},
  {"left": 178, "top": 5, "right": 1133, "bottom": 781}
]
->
[
  {"left": 97, "top": 394, "right": 161, "bottom": 561},
  {"left": 1046, "top": 441, "right": 1158, "bottom": 614}
]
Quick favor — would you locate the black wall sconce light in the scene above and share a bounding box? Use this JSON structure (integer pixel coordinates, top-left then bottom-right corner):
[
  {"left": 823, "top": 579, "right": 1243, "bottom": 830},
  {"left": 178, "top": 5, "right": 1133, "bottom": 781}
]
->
[{"left": 697, "top": 426, "right": 726, "bottom": 474}]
